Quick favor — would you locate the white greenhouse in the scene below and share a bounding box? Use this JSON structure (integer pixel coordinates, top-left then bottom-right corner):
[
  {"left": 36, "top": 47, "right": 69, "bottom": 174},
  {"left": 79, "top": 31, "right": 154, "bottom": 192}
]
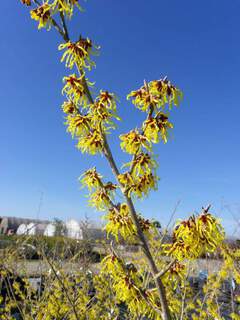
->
[
  {"left": 65, "top": 219, "right": 83, "bottom": 239},
  {"left": 44, "top": 223, "right": 56, "bottom": 237},
  {"left": 26, "top": 223, "right": 36, "bottom": 235},
  {"left": 16, "top": 223, "right": 27, "bottom": 235}
]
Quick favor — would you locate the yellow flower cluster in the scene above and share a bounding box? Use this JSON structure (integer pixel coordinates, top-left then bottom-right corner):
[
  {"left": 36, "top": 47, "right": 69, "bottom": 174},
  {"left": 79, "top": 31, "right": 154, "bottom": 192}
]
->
[
  {"left": 77, "top": 129, "right": 103, "bottom": 154},
  {"left": 127, "top": 78, "right": 182, "bottom": 112},
  {"left": 166, "top": 213, "right": 225, "bottom": 260},
  {"left": 28, "top": 1, "right": 120, "bottom": 159},
  {"left": 52, "top": 0, "right": 82, "bottom": 18},
  {"left": 134, "top": 173, "right": 158, "bottom": 197},
  {"left": 119, "top": 78, "right": 181, "bottom": 202},
  {"left": 61, "top": 77, "right": 119, "bottom": 155},
  {"left": 105, "top": 203, "right": 136, "bottom": 240},
  {"left": 62, "top": 79, "right": 117, "bottom": 155},
  {"left": 143, "top": 112, "right": 173, "bottom": 144},
  {"left": 61, "top": 82, "right": 118, "bottom": 152},
  {"left": 62, "top": 74, "right": 91, "bottom": 107},
  {"left": 80, "top": 168, "right": 117, "bottom": 211},
  {"left": 150, "top": 79, "right": 183, "bottom": 109},
  {"left": 127, "top": 86, "right": 158, "bottom": 112},
  {"left": 119, "top": 78, "right": 181, "bottom": 201},
  {"left": 30, "top": 3, "right": 52, "bottom": 29},
  {"left": 124, "top": 152, "right": 157, "bottom": 176},
  {"left": 118, "top": 171, "right": 158, "bottom": 198},
  {"left": 88, "top": 189, "right": 111, "bottom": 211},
  {"left": 79, "top": 167, "right": 102, "bottom": 190},
  {"left": 120, "top": 130, "right": 150, "bottom": 154},
  {"left": 162, "top": 261, "right": 186, "bottom": 290},
  {"left": 59, "top": 38, "right": 98, "bottom": 70},
  {"left": 62, "top": 102, "right": 108, "bottom": 155},
  {"left": 65, "top": 114, "right": 90, "bottom": 137},
  {"left": 102, "top": 255, "right": 161, "bottom": 319},
  {"left": 89, "top": 91, "right": 120, "bottom": 131},
  {"left": 88, "top": 182, "right": 117, "bottom": 211},
  {"left": 34, "top": 271, "right": 92, "bottom": 319},
  {"left": 104, "top": 201, "right": 153, "bottom": 241},
  {"left": 62, "top": 100, "right": 77, "bottom": 114},
  {"left": 220, "top": 246, "right": 240, "bottom": 285},
  {"left": 28, "top": 0, "right": 82, "bottom": 29},
  {"left": 98, "top": 90, "right": 117, "bottom": 110}
]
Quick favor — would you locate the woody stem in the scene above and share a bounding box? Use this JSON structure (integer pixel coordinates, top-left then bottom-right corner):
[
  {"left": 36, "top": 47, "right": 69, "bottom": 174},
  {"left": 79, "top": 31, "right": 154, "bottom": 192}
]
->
[{"left": 53, "top": 13, "right": 171, "bottom": 320}]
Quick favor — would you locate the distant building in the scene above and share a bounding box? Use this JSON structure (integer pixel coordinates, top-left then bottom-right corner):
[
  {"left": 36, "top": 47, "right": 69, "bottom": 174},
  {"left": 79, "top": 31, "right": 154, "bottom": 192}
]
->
[
  {"left": 0, "top": 216, "right": 106, "bottom": 241},
  {"left": 44, "top": 223, "right": 56, "bottom": 237},
  {"left": 66, "top": 219, "right": 83, "bottom": 240},
  {"left": 16, "top": 224, "right": 27, "bottom": 235},
  {"left": 0, "top": 217, "right": 48, "bottom": 235},
  {"left": 26, "top": 222, "right": 48, "bottom": 236}
]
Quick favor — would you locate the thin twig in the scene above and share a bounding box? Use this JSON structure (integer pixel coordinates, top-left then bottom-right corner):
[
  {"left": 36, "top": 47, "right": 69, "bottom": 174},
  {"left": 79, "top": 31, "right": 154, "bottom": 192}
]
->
[
  {"left": 153, "top": 259, "right": 177, "bottom": 280},
  {"left": 60, "top": 11, "right": 70, "bottom": 40}
]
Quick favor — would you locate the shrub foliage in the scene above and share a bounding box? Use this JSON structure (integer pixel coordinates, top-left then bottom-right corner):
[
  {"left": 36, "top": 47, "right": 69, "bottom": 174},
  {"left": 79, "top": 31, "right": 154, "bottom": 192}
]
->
[{"left": 1, "top": 1, "right": 239, "bottom": 319}]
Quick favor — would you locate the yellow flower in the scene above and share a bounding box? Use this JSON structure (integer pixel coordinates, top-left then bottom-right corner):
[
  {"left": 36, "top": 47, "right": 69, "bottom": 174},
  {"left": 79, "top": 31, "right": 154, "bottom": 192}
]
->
[
  {"left": 90, "top": 101, "right": 110, "bottom": 122},
  {"left": 62, "top": 74, "right": 91, "bottom": 107},
  {"left": 132, "top": 173, "right": 158, "bottom": 198},
  {"left": 124, "top": 152, "right": 157, "bottom": 176},
  {"left": 162, "top": 261, "right": 186, "bottom": 289},
  {"left": 127, "top": 85, "right": 159, "bottom": 112},
  {"left": 105, "top": 204, "right": 136, "bottom": 240},
  {"left": 89, "top": 184, "right": 116, "bottom": 211},
  {"left": 98, "top": 90, "right": 117, "bottom": 111},
  {"left": 196, "top": 213, "right": 225, "bottom": 251},
  {"left": 87, "top": 91, "right": 120, "bottom": 132},
  {"left": 52, "top": 0, "right": 82, "bottom": 18},
  {"left": 59, "top": 38, "right": 98, "bottom": 70},
  {"left": 150, "top": 78, "right": 183, "bottom": 109},
  {"left": 89, "top": 101, "right": 120, "bottom": 131},
  {"left": 118, "top": 172, "right": 134, "bottom": 188},
  {"left": 30, "top": 3, "right": 52, "bottom": 30},
  {"left": 62, "top": 100, "right": 78, "bottom": 114},
  {"left": 89, "top": 189, "right": 110, "bottom": 211},
  {"left": 79, "top": 167, "right": 103, "bottom": 190},
  {"left": 231, "top": 313, "right": 240, "bottom": 320},
  {"left": 65, "top": 114, "right": 90, "bottom": 137},
  {"left": 101, "top": 255, "right": 159, "bottom": 319},
  {"left": 120, "top": 130, "right": 151, "bottom": 154},
  {"left": 166, "top": 213, "right": 225, "bottom": 260},
  {"left": 143, "top": 113, "right": 173, "bottom": 144},
  {"left": 119, "top": 171, "right": 158, "bottom": 198},
  {"left": 79, "top": 167, "right": 117, "bottom": 211},
  {"left": 127, "top": 78, "right": 183, "bottom": 112},
  {"left": 77, "top": 129, "right": 103, "bottom": 154},
  {"left": 104, "top": 200, "right": 152, "bottom": 241}
]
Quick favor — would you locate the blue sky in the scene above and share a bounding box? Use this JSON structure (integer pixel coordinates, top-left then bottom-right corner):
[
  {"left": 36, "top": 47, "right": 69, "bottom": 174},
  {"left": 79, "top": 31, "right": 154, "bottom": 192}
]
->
[{"left": 1, "top": 0, "right": 240, "bottom": 235}]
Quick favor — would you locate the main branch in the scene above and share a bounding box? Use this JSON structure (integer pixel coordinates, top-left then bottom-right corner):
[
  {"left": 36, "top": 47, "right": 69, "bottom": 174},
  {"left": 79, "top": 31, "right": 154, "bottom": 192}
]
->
[{"left": 52, "top": 13, "right": 171, "bottom": 320}]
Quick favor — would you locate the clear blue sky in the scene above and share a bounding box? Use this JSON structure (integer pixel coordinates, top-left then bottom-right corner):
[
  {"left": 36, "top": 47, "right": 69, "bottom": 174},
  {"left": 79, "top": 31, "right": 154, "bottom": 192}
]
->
[{"left": 1, "top": 1, "right": 240, "bottom": 235}]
